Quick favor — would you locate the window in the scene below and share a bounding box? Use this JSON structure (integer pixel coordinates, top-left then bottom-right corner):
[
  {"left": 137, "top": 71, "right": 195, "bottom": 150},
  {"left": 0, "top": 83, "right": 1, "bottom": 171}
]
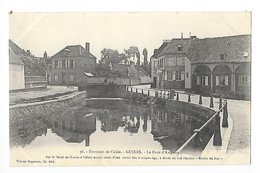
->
[
  {"left": 220, "top": 54, "right": 225, "bottom": 60},
  {"left": 54, "top": 60, "right": 59, "bottom": 69},
  {"left": 172, "top": 71, "right": 176, "bottom": 80},
  {"left": 176, "top": 71, "right": 181, "bottom": 81},
  {"left": 243, "top": 52, "right": 249, "bottom": 59},
  {"left": 69, "top": 60, "right": 75, "bottom": 68},
  {"left": 162, "top": 58, "right": 164, "bottom": 68},
  {"left": 164, "top": 72, "right": 167, "bottom": 80},
  {"left": 62, "top": 60, "right": 66, "bottom": 68},
  {"left": 48, "top": 64, "right": 52, "bottom": 70},
  {"left": 216, "top": 76, "right": 228, "bottom": 86},
  {"left": 177, "top": 57, "right": 184, "bottom": 66},
  {"left": 197, "top": 76, "right": 208, "bottom": 86},
  {"left": 167, "top": 57, "right": 177, "bottom": 66},
  {"left": 154, "top": 61, "right": 158, "bottom": 69},
  {"left": 177, "top": 45, "right": 182, "bottom": 51},
  {"left": 54, "top": 75, "right": 59, "bottom": 82},
  {"left": 168, "top": 58, "right": 173, "bottom": 66},
  {"left": 238, "top": 75, "right": 250, "bottom": 86},
  {"left": 186, "top": 72, "right": 189, "bottom": 78},
  {"left": 167, "top": 71, "right": 173, "bottom": 80},
  {"left": 181, "top": 71, "right": 185, "bottom": 80},
  {"left": 158, "top": 58, "right": 164, "bottom": 68},
  {"left": 69, "top": 75, "right": 74, "bottom": 82}
]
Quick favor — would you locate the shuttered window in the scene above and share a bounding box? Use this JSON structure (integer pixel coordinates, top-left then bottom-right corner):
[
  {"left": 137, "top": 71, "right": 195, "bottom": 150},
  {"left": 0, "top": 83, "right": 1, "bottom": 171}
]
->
[
  {"left": 205, "top": 76, "right": 208, "bottom": 86},
  {"left": 172, "top": 71, "right": 176, "bottom": 80},
  {"left": 197, "top": 76, "right": 208, "bottom": 86},
  {"left": 197, "top": 76, "right": 200, "bottom": 85},
  {"left": 181, "top": 71, "right": 185, "bottom": 80},
  {"left": 216, "top": 76, "right": 220, "bottom": 86},
  {"left": 216, "top": 76, "right": 228, "bottom": 86},
  {"left": 164, "top": 72, "right": 167, "bottom": 80},
  {"left": 167, "top": 71, "right": 173, "bottom": 80}
]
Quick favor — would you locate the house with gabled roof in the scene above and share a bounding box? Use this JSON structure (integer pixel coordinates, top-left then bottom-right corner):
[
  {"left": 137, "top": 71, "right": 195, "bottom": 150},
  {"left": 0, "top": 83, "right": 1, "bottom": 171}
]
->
[
  {"left": 151, "top": 34, "right": 251, "bottom": 99},
  {"left": 151, "top": 36, "right": 194, "bottom": 89},
  {"left": 47, "top": 42, "right": 96, "bottom": 85}
]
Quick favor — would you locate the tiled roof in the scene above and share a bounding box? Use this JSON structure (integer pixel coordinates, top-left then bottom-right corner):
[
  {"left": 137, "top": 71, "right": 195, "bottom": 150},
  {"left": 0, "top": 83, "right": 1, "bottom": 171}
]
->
[
  {"left": 157, "top": 38, "right": 192, "bottom": 57},
  {"left": 52, "top": 45, "right": 96, "bottom": 59},
  {"left": 135, "top": 66, "right": 150, "bottom": 76},
  {"left": 112, "top": 63, "right": 150, "bottom": 76},
  {"left": 9, "top": 47, "right": 24, "bottom": 65},
  {"left": 151, "top": 42, "right": 169, "bottom": 58},
  {"left": 187, "top": 35, "right": 251, "bottom": 63},
  {"left": 9, "top": 39, "right": 30, "bottom": 57}
]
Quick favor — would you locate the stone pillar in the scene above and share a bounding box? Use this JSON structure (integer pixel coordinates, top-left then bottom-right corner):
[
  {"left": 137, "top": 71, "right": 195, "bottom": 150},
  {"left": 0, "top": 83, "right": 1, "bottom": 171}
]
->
[
  {"left": 213, "top": 112, "right": 222, "bottom": 146},
  {"left": 211, "top": 73, "right": 214, "bottom": 91},
  {"left": 199, "top": 94, "right": 202, "bottom": 105},
  {"left": 210, "top": 95, "right": 214, "bottom": 108},
  {"left": 231, "top": 73, "right": 236, "bottom": 92},
  {"left": 222, "top": 101, "right": 229, "bottom": 128}
]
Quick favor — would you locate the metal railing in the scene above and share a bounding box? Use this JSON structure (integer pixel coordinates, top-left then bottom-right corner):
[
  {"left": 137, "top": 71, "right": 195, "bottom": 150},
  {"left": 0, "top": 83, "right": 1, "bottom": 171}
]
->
[
  {"left": 175, "top": 100, "right": 228, "bottom": 154},
  {"left": 125, "top": 85, "right": 229, "bottom": 154}
]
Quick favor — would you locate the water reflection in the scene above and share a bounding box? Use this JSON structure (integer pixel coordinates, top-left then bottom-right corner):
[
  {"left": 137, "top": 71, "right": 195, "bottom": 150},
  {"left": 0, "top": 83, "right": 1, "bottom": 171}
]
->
[
  {"left": 10, "top": 100, "right": 213, "bottom": 154},
  {"left": 51, "top": 107, "right": 96, "bottom": 146},
  {"left": 150, "top": 105, "right": 213, "bottom": 153}
]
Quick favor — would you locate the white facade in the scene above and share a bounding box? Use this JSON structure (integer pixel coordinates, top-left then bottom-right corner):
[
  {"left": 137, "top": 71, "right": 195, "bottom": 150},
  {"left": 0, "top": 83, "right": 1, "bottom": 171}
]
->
[
  {"left": 9, "top": 63, "right": 25, "bottom": 90},
  {"left": 184, "top": 57, "right": 191, "bottom": 89}
]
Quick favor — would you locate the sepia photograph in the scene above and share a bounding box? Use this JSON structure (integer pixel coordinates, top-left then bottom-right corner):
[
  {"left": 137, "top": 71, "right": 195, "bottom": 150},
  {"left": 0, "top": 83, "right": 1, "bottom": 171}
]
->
[{"left": 7, "top": 12, "right": 252, "bottom": 166}]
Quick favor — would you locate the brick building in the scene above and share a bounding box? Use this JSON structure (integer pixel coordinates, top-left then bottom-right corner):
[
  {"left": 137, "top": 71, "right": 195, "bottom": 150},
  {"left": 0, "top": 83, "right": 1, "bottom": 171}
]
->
[
  {"left": 47, "top": 43, "right": 96, "bottom": 85},
  {"left": 151, "top": 34, "right": 251, "bottom": 99}
]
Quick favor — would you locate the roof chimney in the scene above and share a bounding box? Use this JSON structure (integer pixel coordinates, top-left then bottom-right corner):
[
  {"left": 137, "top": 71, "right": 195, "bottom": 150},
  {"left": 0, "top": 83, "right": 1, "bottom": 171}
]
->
[
  {"left": 181, "top": 32, "right": 183, "bottom": 39},
  {"left": 44, "top": 51, "right": 47, "bottom": 58},
  {"left": 27, "top": 50, "right": 31, "bottom": 55},
  {"left": 191, "top": 36, "right": 197, "bottom": 39},
  {"left": 85, "top": 42, "right": 90, "bottom": 54},
  {"left": 189, "top": 32, "right": 191, "bottom": 38}
]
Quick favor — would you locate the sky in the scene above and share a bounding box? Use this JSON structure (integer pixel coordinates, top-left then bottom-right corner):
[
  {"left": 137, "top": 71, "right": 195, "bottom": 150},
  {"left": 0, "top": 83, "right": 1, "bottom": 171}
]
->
[{"left": 9, "top": 12, "right": 251, "bottom": 62}]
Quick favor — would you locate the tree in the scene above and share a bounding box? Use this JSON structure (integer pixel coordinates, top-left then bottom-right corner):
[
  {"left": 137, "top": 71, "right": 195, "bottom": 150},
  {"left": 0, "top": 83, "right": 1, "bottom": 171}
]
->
[
  {"left": 124, "top": 46, "right": 139, "bottom": 64},
  {"left": 100, "top": 48, "right": 124, "bottom": 64},
  {"left": 143, "top": 48, "right": 148, "bottom": 65},
  {"left": 136, "top": 50, "right": 140, "bottom": 65}
]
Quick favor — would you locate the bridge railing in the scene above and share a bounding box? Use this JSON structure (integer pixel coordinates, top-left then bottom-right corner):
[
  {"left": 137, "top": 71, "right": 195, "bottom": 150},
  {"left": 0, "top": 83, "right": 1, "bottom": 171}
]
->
[
  {"left": 126, "top": 86, "right": 172, "bottom": 99},
  {"left": 125, "top": 85, "right": 229, "bottom": 154},
  {"left": 176, "top": 100, "right": 228, "bottom": 154}
]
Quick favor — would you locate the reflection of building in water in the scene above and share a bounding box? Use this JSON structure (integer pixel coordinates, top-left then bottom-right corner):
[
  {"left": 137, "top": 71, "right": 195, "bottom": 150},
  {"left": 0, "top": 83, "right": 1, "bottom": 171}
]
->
[
  {"left": 150, "top": 105, "right": 213, "bottom": 153},
  {"left": 52, "top": 108, "right": 96, "bottom": 146},
  {"left": 87, "top": 100, "right": 151, "bottom": 134},
  {"left": 10, "top": 118, "right": 48, "bottom": 148},
  {"left": 123, "top": 116, "right": 141, "bottom": 134},
  {"left": 98, "top": 110, "right": 125, "bottom": 132}
]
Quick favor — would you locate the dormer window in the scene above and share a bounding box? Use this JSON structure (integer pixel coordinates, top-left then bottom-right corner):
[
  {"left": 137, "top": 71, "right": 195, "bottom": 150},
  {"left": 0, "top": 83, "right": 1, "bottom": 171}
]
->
[
  {"left": 243, "top": 52, "right": 249, "bottom": 58},
  {"left": 177, "top": 45, "right": 182, "bottom": 52},
  {"left": 220, "top": 54, "right": 225, "bottom": 60}
]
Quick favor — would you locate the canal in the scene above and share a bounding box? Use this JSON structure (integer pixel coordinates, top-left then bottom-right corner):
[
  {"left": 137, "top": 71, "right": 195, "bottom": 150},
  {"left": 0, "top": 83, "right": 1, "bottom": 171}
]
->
[{"left": 10, "top": 99, "right": 214, "bottom": 157}]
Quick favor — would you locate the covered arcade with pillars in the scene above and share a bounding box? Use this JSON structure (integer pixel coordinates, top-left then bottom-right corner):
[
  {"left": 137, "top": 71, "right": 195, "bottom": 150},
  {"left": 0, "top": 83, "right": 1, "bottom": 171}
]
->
[
  {"left": 192, "top": 62, "right": 250, "bottom": 98},
  {"left": 151, "top": 34, "right": 251, "bottom": 99}
]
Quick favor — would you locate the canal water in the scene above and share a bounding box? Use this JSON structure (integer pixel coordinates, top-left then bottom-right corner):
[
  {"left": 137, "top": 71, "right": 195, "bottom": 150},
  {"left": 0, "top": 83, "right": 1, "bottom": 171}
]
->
[{"left": 10, "top": 99, "right": 214, "bottom": 156}]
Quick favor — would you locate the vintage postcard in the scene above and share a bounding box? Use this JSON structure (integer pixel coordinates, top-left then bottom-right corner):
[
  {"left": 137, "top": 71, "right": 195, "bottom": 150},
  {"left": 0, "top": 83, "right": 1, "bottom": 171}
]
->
[{"left": 8, "top": 12, "right": 251, "bottom": 166}]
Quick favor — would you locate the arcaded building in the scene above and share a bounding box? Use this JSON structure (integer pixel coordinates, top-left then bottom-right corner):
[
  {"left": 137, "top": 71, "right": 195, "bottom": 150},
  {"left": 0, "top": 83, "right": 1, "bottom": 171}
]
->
[{"left": 151, "top": 34, "right": 251, "bottom": 99}]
